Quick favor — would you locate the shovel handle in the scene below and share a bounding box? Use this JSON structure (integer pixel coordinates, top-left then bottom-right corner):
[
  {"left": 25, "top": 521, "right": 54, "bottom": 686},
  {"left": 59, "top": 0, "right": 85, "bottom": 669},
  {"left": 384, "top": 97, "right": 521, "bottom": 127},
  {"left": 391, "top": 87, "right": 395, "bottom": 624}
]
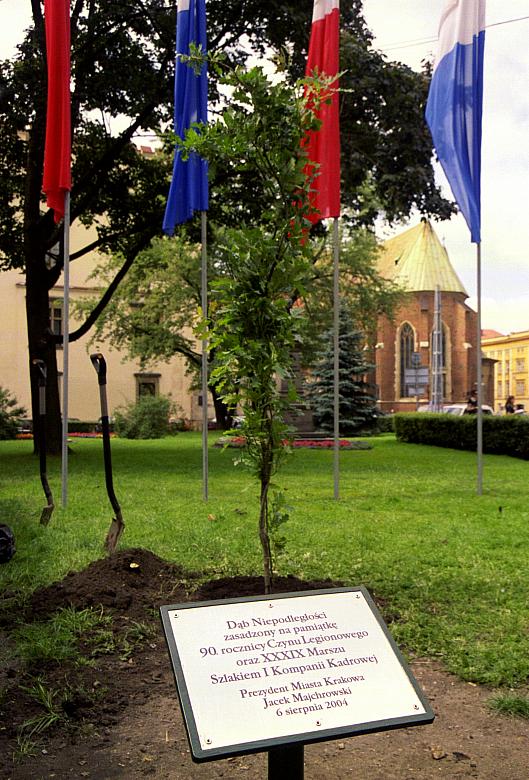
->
[
  {"left": 90, "top": 353, "right": 107, "bottom": 386},
  {"left": 32, "top": 359, "right": 47, "bottom": 416},
  {"left": 90, "top": 352, "right": 122, "bottom": 529},
  {"left": 32, "top": 359, "right": 54, "bottom": 523},
  {"left": 33, "top": 359, "right": 47, "bottom": 386}
]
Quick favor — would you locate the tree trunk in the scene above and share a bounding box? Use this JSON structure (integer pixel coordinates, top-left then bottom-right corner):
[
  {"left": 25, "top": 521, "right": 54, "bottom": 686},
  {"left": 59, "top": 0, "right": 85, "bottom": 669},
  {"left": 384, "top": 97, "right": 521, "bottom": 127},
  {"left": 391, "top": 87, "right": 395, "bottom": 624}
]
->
[
  {"left": 259, "top": 478, "right": 273, "bottom": 595},
  {"left": 259, "top": 429, "right": 275, "bottom": 595},
  {"left": 210, "top": 385, "right": 234, "bottom": 430},
  {"left": 21, "top": 28, "right": 63, "bottom": 456},
  {"left": 25, "top": 249, "right": 63, "bottom": 456}
]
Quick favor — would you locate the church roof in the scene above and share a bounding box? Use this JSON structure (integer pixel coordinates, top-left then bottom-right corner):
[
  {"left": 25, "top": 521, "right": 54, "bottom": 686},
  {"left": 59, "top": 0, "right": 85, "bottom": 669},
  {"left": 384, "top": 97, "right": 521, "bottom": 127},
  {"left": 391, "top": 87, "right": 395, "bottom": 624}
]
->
[{"left": 377, "top": 220, "right": 468, "bottom": 296}]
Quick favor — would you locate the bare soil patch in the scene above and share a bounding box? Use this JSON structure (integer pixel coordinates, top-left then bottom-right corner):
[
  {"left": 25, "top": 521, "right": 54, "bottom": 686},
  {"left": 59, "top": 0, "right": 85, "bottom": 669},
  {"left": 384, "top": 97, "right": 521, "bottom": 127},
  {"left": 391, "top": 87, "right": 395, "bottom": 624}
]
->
[{"left": 1, "top": 549, "right": 528, "bottom": 779}]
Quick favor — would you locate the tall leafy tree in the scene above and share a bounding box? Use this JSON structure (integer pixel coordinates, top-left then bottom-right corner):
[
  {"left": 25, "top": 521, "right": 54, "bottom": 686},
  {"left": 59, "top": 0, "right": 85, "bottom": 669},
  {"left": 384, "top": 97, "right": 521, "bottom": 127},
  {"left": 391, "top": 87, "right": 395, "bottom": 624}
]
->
[
  {"left": 80, "top": 234, "right": 236, "bottom": 428},
  {"left": 86, "top": 226, "right": 402, "bottom": 431},
  {"left": 298, "top": 226, "right": 403, "bottom": 365},
  {"left": 0, "top": 0, "right": 452, "bottom": 451}
]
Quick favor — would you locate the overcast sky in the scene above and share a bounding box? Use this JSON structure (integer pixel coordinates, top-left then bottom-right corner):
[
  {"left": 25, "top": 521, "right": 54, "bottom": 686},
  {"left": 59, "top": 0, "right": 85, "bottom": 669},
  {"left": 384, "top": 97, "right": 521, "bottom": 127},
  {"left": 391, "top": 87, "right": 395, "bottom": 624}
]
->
[{"left": 1, "top": 0, "right": 528, "bottom": 333}]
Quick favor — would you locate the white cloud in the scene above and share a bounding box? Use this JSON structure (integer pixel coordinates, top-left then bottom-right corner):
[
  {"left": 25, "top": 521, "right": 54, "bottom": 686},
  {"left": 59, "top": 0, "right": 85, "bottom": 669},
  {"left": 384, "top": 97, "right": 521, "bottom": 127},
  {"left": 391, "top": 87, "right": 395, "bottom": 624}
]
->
[
  {"left": 469, "top": 295, "right": 529, "bottom": 335},
  {"left": 0, "top": 0, "right": 32, "bottom": 58}
]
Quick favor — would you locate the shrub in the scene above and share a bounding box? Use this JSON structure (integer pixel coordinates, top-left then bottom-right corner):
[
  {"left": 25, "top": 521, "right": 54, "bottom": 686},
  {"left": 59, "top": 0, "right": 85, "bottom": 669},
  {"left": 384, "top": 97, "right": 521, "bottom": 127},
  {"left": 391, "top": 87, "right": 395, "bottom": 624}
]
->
[
  {"left": 67, "top": 420, "right": 98, "bottom": 433},
  {"left": 168, "top": 417, "right": 190, "bottom": 434},
  {"left": 375, "top": 413, "right": 394, "bottom": 434},
  {"left": 114, "top": 395, "right": 174, "bottom": 439},
  {"left": 0, "top": 387, "right": 27, "bottom": 440},
  {"left": 394, "top": 413, "right": 529, "bottom": 459}
]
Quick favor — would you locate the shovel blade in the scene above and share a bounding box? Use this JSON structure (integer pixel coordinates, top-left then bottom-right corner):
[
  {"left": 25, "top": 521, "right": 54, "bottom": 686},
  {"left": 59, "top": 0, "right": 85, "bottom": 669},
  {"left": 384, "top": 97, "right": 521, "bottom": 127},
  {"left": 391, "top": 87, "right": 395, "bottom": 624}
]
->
[
  {"left": 40, "top": 504, "right": 54, "bottom": 526},
  {"left": 105, "top": 516, "right": 125, "bottom": 554}
]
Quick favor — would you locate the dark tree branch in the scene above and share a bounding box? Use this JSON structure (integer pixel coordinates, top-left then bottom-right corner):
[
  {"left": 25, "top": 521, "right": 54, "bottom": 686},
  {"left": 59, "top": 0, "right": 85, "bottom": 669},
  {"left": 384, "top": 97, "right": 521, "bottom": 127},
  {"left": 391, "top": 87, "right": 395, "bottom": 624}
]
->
[{"left": 55, "top": 233, "right": 153, "bottom": 344}]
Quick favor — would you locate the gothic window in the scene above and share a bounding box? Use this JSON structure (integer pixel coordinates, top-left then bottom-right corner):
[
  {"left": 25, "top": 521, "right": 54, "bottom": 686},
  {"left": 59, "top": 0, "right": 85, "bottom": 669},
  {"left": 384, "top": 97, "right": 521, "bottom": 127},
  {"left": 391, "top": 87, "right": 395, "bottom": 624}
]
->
[{"left": 399, "top": 322, "right": 415, "bottom": 398}]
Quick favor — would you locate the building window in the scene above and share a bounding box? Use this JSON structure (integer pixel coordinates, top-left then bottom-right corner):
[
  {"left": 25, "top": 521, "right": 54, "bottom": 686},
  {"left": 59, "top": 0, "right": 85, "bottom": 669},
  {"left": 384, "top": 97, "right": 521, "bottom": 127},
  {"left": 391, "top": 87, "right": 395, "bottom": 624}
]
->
[
  {"left": 515, "top": 358, "right": 525, "bottom": 372},
  {"left": 399, "top": 322, "right": 415, "bottom": 398},
  {"left": 497, "top": 380, "right": 502, "bottom": 398},
  {"left": 49, "top": 299, "right": 63, "bottom": 338},
  {"left": 516, "top": 380, "right": 526, "bottom": 396},
  {"left": 135, "top": 373, "right": 160, "bottom": 400}
]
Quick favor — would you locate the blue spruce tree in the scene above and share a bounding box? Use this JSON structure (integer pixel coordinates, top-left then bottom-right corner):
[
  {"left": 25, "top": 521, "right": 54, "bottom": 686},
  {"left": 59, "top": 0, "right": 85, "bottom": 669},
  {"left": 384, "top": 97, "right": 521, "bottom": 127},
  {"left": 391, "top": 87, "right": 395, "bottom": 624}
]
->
[{"left": 308, "top": 308, "right": 377, "bottom": 435}]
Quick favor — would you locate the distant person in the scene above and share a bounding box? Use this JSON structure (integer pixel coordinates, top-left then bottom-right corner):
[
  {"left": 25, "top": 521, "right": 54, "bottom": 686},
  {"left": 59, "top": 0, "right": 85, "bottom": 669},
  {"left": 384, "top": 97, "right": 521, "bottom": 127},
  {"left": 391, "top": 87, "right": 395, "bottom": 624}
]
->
[
  {"left": 505, "top": 395, "right": 515, "bottom": 414},
  {"left": 464, "top": 399, "right": 477, "bottom": 414},
  {"left": 463, "top": 389, "right": 478, "bottom": 415}
]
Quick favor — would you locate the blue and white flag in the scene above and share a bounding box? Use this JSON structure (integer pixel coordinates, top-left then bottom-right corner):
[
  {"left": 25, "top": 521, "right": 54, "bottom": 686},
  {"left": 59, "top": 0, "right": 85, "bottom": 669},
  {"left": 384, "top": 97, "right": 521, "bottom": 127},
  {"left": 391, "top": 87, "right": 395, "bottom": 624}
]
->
[
  {"left": 163, "top": 0, "right": 208, "bottom": 234},
  {"left": 426, "top": 0, "right": 485, "bottom": 244}
]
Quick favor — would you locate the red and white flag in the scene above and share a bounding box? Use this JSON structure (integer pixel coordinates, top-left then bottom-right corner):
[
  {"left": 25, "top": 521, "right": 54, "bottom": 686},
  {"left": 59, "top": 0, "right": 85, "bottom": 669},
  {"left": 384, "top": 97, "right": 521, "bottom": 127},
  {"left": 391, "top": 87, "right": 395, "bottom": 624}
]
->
[
  {"left": 303, "top": 0, "right": 340, "bottom": 223},
  {"left": 42, "top": 0, "right": 71, "bottom": 223}
]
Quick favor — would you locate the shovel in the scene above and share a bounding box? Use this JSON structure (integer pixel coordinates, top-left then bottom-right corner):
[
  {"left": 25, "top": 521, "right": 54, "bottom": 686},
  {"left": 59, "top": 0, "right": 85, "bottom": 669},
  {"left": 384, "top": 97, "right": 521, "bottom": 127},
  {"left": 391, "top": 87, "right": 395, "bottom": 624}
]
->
[
  {"left": 33, "top": 359, "right": 55, "bottom": 525},
  {"left": 90, "top": 353, "right": 124, "bottom": 553}
]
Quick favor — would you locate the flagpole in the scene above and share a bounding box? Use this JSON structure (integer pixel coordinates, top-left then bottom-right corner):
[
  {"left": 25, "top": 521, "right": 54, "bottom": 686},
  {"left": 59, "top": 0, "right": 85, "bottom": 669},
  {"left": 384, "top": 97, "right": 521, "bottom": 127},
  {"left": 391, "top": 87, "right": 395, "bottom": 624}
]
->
[
  {"left": 42, "top": 0, "right": 71, "bottom": 508},
  {"left": 425, "top": 0, "right": 485, "bottom": 493},
  {"left": 201, "top": 210, "right": 209, "bottom": 501},
  {"left": 333, "top": 217, "right": 340, "bottom": 500},
  {"left": 476, "top": 241, "right": 483, "bottom": 496},
  {"left": 61, "top": 191, "right": 71, "bottom": 507}
]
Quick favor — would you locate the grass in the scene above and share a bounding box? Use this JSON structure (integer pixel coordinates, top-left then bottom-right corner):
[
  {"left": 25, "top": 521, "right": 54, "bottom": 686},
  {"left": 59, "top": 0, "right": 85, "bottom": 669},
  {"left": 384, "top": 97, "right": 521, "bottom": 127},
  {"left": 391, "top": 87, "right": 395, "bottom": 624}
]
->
[
  {"left": 1, "top": 432, "right": 529, "bottom": 688},
  {"left": 11, "top": 606, "right": 112, "bottom": 666},
  {"left": 488, "top": 693, "right": 529, "bottom": 719},
  {"left": 19, "top": 678, "right": 64, "bottom": 737}
]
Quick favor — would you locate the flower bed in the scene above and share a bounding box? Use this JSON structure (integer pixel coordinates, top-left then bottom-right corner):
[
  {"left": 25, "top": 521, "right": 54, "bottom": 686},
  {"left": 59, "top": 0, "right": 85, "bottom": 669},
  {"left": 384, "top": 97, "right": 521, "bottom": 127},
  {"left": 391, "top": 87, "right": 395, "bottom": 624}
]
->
[
  {"left": 289, "top": 439, "right": 365, "bottom": 449},
  {"left": 69, "top": 432, "right": 111, "bottom": 438},
  {"left": 215, "top": 436, "right": 371, "bottom": 450},
  {"left": 15, "top": 432, "right": 116, "bottom": 440}
]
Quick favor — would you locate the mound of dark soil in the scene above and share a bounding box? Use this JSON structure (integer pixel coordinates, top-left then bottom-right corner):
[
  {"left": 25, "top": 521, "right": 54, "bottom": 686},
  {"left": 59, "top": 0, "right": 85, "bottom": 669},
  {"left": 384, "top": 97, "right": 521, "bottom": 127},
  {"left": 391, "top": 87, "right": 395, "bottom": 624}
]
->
[{"left": 1, "top": 549, "right": 528, "bottom": 779}]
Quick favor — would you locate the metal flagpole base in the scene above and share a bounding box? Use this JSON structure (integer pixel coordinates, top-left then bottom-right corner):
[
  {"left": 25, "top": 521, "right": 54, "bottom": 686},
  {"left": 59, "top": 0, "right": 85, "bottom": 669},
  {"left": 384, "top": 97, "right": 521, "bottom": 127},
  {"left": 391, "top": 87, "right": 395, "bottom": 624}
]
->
[{"left": 268, "top": 744, "right": 304, "bottom": 780}]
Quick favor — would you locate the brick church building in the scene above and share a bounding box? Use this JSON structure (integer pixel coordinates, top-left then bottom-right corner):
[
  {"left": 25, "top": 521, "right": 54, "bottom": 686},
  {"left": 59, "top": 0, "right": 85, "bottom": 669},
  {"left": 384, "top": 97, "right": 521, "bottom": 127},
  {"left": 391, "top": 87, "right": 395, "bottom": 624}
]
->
[{"left": 373, "top": 219, "right": 487, "bottom": 413}]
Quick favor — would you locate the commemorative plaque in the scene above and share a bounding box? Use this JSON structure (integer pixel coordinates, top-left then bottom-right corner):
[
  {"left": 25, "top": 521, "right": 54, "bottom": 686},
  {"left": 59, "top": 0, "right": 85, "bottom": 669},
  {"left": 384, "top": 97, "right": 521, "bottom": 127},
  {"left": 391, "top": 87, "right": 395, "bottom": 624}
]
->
[{"left": 160, "top": 587, "right": 434, "bottom": 762}]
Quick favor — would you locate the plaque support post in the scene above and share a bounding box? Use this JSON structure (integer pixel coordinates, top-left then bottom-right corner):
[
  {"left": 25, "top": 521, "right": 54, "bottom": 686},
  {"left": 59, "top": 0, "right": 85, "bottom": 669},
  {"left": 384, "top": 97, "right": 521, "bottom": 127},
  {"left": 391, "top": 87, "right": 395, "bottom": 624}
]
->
[{"left": 268, "top": 744, "right": 304, "bottom": 780}]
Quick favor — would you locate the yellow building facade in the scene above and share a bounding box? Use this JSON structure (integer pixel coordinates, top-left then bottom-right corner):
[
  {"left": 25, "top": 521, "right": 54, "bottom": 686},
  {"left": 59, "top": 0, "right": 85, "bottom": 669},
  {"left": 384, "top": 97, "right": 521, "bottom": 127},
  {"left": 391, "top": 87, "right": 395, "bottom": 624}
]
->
[
  {"left": 481, "top": 331, "right": 529, "bottom": 413},
  {"left": 0, "top": 223, "right": 212, "bottom": 427}
]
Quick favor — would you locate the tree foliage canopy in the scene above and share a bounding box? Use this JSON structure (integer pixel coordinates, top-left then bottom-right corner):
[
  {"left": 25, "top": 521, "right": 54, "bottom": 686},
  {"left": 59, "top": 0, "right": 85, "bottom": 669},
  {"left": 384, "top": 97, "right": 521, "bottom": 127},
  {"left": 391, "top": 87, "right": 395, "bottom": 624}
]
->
[
  {"left": 0, "top": 0, "right": 452, "bottom": 452},
  {"left": 0, "top": 0, "right": 452, "bottom": 274},
  {"left": 194, "top": 64, "right": 318, "bottom": 592}
]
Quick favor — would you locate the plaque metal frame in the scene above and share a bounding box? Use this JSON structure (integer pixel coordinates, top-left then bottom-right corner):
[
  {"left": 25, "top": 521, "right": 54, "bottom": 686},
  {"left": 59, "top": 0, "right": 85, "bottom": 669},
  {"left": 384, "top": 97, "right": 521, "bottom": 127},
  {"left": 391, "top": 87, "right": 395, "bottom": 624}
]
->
[{"left": 160, "top": 586, "right": 434, "bottom": 762}]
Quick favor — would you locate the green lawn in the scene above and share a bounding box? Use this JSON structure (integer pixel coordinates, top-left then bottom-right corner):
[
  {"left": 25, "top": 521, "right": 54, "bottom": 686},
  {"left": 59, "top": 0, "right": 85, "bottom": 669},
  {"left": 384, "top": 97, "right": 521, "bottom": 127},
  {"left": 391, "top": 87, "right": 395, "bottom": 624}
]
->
[{"left": 1, "top": 433, "right": 529, "bottom": 688}]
